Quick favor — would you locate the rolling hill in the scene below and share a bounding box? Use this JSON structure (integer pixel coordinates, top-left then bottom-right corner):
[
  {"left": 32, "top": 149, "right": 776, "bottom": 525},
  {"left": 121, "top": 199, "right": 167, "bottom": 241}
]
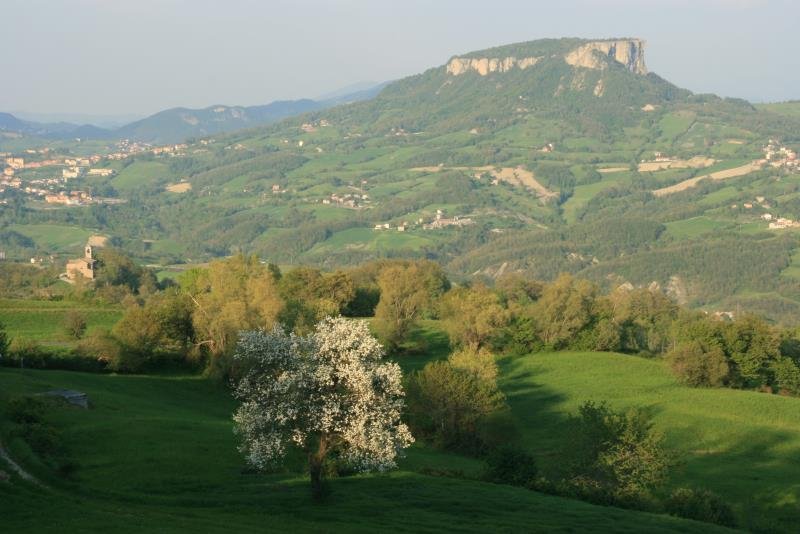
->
[
  {"left": 501, "top": 351, "right": 800, "bottom": 532},
  {"left": 0, "top": 84, "right": 384, "bottom": 144},
  {"left": 0, "top": 357, "right": 738, "bottom": 533},
  {"left": 4, "top": 36, "right": 800, "bottom": 322}
]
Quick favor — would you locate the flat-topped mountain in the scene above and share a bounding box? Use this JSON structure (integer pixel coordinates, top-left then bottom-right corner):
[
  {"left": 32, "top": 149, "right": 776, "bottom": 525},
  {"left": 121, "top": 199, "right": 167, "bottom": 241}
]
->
[
  {"left": 447, "top": 38, "right": 647, "bottom": 76},
  {"left": 286, "top": 37, "right": 692, "bottom": 143}
]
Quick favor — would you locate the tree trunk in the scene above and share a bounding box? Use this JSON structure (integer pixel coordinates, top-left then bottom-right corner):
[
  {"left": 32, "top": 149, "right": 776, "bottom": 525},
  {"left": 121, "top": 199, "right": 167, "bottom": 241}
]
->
[{"left": 308, "top": 434, "right": 328, "bottom": 501}]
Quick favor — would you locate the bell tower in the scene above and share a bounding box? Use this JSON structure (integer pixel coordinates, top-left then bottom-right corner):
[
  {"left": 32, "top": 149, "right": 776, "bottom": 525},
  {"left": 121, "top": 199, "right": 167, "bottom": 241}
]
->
[{"left": 85, "top": 245, "right": 93, "bottom": 260}]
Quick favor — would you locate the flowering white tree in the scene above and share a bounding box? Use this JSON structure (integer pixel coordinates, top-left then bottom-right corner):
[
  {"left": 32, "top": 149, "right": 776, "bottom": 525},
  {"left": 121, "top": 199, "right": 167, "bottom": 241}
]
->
[{"left": 232, "top": 316, "right": 413, "bottom": 498}]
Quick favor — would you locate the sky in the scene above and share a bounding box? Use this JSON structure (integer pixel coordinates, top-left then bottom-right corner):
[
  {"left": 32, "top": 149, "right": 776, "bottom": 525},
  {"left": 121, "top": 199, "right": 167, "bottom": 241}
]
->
[{"left": 3, "top": 0, "right": 799, "bottom": 120}]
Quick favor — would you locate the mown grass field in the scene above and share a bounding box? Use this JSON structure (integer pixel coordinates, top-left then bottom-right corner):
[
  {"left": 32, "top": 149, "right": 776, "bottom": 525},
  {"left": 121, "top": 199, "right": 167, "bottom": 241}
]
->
[
  {"left": 501, "top": 351, "right": 800, "bottom": 532},
  {"left": 305, "top": 227, "right": 437, "bottom": 258},
  {"left": 112, "top": 160, "right": 176, "bottom": 190},
  {"left": 0, "top": 366, "right": 724, "bottom": 533},
  {"left": 9, "top": 224, "right": 94, "bottom": 254},
  {"left": 0, "top": 299, "right": 122, "bottom": 345},
  {"left": 664, "top": 216, "right": 729, "bottom": 239}
]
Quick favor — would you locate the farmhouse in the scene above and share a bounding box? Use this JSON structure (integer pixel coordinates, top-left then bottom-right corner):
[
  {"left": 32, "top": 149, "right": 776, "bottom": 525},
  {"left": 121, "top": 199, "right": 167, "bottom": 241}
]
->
[
  {"left": 66, "top": 244, "right": 97, "bottom": 281},
  {"left": 768, "top": 217, "right": 799, "bottom": 230},
  {"left": 87, "top": 168, "right": 115, "bottom": 177},
  {"left": 62, "top": 167, "right": 81, "bottom": 179}
]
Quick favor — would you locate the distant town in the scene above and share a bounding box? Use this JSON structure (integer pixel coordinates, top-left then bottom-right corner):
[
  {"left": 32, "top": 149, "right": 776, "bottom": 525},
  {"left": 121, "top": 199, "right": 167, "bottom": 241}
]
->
[{"left": 0, "top": 140, "right": 188, "bottom": 206}]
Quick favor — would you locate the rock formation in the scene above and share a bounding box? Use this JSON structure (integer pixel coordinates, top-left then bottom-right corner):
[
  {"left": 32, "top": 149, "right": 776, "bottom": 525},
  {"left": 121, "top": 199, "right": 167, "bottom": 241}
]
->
[
  {"left": 564, "top": 39, "right": 647, "bottom": 74},
  {"left": 446, "top": 39, "right": 647, "bottom": 77},
  {"left": 446, "top": 56, "right": 542, "bottom": 76}
]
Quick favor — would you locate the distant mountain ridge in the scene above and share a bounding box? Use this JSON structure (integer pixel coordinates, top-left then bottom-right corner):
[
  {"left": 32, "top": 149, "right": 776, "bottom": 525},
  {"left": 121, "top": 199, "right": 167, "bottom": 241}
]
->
[{"left": 0, "top": 82, "right": 385, "bottom": 144}]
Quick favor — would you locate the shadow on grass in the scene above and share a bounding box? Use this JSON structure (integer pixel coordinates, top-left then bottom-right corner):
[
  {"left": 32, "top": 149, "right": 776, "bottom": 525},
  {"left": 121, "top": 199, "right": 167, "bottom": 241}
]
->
[
  {"left": 668, "top": 427, "right": 800, "bottom": 533},
  {"left": 498, "top": 351, "right": 800, "bottom": 532}
]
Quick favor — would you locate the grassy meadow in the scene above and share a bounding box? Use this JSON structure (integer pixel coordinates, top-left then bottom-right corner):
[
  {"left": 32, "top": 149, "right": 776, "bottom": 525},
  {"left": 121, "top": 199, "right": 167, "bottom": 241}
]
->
[
  {"left": 0, "top": 365, "right": 725, "bottom": 533},
  {"left": 9, "top": 224, "right": 95, "bottom": 255},
  {"left": 501, "top": 351, "right": 800, "bottom": 532},
  {"left": 0, "top": 299, "right": 122, "bottom": 346}
]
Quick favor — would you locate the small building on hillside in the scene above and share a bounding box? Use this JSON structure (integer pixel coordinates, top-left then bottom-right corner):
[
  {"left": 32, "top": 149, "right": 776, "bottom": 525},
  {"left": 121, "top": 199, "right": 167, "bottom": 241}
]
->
[{"left": 66, "top": 245, "right": 97, "bottom": 281}]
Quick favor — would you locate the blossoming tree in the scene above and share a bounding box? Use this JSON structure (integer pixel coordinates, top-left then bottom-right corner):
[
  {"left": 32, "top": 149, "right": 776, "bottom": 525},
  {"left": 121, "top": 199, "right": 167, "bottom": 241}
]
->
[{"left": 232, "top": 316, "right": 414, "bottom": 499}]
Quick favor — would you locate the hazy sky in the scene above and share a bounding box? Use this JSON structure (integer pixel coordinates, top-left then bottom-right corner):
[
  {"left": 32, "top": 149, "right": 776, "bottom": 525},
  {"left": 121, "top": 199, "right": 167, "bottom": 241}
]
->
[{"left": 3, "top": 0, "right": 798, "bottom": 118}]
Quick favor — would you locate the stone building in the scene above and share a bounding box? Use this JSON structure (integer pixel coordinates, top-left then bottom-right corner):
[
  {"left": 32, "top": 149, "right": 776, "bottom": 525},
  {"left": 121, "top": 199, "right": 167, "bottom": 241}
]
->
[{"left": 66, "top": 245, "right": 97, "bottom": 281}]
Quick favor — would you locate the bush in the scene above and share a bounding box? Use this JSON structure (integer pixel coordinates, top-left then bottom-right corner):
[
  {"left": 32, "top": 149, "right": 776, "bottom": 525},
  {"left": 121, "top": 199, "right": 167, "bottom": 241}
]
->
[
  {"left": 5, "top": 395, "right": 74, "bottom": 478},
  {"left": 63, "top": 310, "right": 87, "bottom": 340},
  {"left": 485, "top": 445, "right": 537, "bottom": 487},
  {"left": 407, "top": 358, "right": 506, "bottom": 453},
  {"left": 5, "top": 339, "right": 50, "bottom": 368},
  {"left": 666, "top": 488, "right": 737, "bottom": 528},
  {"left": 772, "top": 356, "right": 800, "bottom": 395},
  {"left": 75, "top": 330, "right": 129, "bottom": 371},
  {"left": 502, "top": 315, "right": 545, "bottom": 355},
  {"left": 0, "top": 338, "right": 107, "bottom": 373},
  {"left": 0, "top": 321, "right": 8, "bottom": 359},
  {"left": 21, "top": 423, "right": 65, "bottom": 458},
  {"left": 565, "top": 401, "right": 668, "bottom": 502},
  {"left": 666, "top": 342, "right": 730, "bottom": 387},
  {"left": 5, "top": 396, "right": 47, "bottom": 425}
]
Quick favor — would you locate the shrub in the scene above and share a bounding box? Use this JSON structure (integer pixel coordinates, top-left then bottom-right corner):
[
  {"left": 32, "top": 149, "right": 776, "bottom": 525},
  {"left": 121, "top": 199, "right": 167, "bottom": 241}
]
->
[
  {"left": 6, "top": 339, "right": 50, "bottom": 368},
  {"left": 502, "top": 315, "right": 545, "bottom": 355},
  {"left": 440, "top": 284, "right": 509, "bottom": 350},
  {"left": 6, "top": 396, "right": 47, "bottom": 425},
  {"left": 448, "top": 347, "right": 498, "bottom": 383},
  {"left": 485, "top": 445, "right": 537, "bottom": 487},
  {"left": 63, "top": 310, "right": 87, "bottom": 340},
  {"left": 0, "top": 321, "right": 8, "bottom": 359},
  {"left": 21, "top": 423, "right": 65, "bottom": 458},
  {"left": 565, "top": 401, "right": 668, "bottom": 502},
  {"left": 5, "top": 396, "right": 74, "bottom": 478},
  {"left": 666, "top": 342, "right": 730, "bottom": 387},
  {"left": 666, "top": 488, "right": 737, "bottom": 528},
  {"left": 75, "top": 330, "right": 120, "bottom": 362},
  {"left": 772, "top": 356, "right": 800, "bottom": 395},
  {"left": 407, "top": 358, "right": 506, "bottom": 453}
]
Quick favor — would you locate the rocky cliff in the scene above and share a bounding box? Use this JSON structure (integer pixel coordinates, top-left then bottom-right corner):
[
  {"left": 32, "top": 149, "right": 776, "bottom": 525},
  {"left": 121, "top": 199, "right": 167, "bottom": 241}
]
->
[
  {"left": 446, "top": 38, "right": 647, "bottom": 77},
  {"left": 564, "top": 39, "right": 647, "bottom": 74},
  {"left": 446, "top": 56, "right": 541, "bottom": 76}
]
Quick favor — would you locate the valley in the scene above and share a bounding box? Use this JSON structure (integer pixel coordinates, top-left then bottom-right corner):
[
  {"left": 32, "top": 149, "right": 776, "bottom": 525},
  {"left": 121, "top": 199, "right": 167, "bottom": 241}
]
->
[
  {"left": 3, "top": 0, "right": 800, "bottom": 530},
  {"left": 5, "top": 38, "right": 799, "bottom": 321}
]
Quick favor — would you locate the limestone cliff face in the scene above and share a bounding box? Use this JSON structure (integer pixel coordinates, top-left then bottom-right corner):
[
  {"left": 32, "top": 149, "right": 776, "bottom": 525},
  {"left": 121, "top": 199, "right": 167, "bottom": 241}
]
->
[
  {"left": 446, "top": 56, "right": 542, "bottom": 76},
  {"left": 446, "top": 38, "right": 647, "bottom": 77},
  {"left": 564, "top": 39, "right": 647, "bottom": 74}
]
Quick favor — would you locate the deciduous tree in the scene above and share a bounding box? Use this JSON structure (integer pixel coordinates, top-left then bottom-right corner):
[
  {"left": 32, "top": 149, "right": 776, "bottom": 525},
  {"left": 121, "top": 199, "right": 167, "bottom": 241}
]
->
[
  {"left": 440, "top": 284, "right": 509, "bottom": 350},
  {"left": 232, "top": 317, "right": 413, "bottom": 499}
]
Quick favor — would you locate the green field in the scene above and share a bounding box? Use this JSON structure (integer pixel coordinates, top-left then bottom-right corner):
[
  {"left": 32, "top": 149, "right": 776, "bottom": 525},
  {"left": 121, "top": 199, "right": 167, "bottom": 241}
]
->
[
  {"left": 658, "top": 112, "right": 695, "bottom": 140},
  {"left": 561, "top": 176, "right": 622, "bottom": 224},
  {"left": 112, "top": 160, "right": 176, "bottom": 190},
  {"left": 0, "top": 299, "right": 122, "bottom": 345},
  {"left": 0, "top": 366, "right": 724, "bottom": 533},
  {"left": 664, "top": 216, "right": 729, "bottom": 239},
  {"left": 502, "top": 351, "right": 800, "bottom": 532},
  {"left": 9, "top": 224, "right": 95, "bottom": 254},
  {"left": 305, "top": 227, "right": 436, "bottom": 258}
]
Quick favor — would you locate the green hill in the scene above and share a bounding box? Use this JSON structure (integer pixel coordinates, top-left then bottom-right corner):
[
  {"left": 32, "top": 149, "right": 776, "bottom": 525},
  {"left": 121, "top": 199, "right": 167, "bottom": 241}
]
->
[
  {"left": 0, "top": 366, "right": 726, "bottom": 533},
  {"left": 501, "top": 351, "right": 800, "bottom": 532},
  {"left": 5, "top": 36, "right": 800, "bottom": 322}
]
